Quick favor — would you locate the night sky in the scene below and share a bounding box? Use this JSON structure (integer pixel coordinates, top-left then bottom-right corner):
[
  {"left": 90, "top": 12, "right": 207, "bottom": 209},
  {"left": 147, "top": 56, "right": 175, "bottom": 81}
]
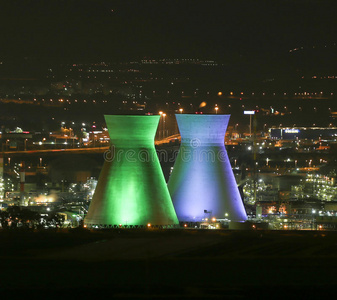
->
[{"left": 0, "top": 0, "right": 336, "bottom": 61}]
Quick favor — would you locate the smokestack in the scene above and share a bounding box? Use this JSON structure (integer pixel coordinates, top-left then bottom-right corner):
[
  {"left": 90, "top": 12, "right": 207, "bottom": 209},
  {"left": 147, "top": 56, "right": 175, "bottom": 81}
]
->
[
  {"left": 0, "top": 157, "right": 3, "bottom": 199},
  {"left": 20, "top": 161, "right": 25, "bottom": 206},
  {"left": 0, "top": 157, "right": 3, "bottom": 179},
  {"left": 20, "top": 161, "right": 25, "bottom": 193},
  {"left": 168, "top": 114, "right": 247, "bottom": 222}
]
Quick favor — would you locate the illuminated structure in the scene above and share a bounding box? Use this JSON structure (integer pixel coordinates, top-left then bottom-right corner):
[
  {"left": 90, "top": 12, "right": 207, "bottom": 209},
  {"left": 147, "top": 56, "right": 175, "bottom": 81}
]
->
[
  {"left": 270, "top": 126, "right": 337, "bottom": 140},
  {"left": 85, "top": 115, "right": 178, "bottom": 228},
  {"left": 168, "top": 114, "right": 247, "bottom": 222},
  {"left": 0, "top": 157, "right": 3, "bottom": 199}
]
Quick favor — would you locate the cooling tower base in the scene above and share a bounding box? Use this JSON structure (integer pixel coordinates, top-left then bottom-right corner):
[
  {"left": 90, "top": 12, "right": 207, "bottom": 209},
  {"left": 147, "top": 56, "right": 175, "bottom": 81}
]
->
[{"left": 84, "top": 223, "right": 179, "bottom": 229}]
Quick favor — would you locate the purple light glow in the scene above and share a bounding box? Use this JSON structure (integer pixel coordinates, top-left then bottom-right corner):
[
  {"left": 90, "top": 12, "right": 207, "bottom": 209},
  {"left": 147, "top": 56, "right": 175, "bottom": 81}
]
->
[{"left": 168, "top": 114, "right": 247, "bottom": 222}]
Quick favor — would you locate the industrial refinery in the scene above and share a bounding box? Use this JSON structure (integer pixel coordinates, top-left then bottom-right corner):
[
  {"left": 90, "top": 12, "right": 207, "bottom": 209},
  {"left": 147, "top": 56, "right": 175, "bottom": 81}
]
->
[{"left": 83, "top": 114, "right": 249, "bottom": 229}]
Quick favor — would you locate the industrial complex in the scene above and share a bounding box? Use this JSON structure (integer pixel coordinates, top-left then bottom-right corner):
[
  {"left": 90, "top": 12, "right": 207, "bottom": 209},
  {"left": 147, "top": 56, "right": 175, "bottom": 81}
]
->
[{"left": 84, "top": 114, "right": 247, "bottom": 229}]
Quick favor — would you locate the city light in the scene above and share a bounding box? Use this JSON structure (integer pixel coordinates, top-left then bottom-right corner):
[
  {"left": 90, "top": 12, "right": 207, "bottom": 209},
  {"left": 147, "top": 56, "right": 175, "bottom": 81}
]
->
[{"left": 1, "top": 3, "right": 337, "bottom": 293}]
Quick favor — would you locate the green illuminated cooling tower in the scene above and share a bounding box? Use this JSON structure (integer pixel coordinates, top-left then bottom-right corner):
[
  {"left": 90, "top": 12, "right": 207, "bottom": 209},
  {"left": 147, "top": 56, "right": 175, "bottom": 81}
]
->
[{"left": 84, "top": 115, "right": 178, "bottom": 228}]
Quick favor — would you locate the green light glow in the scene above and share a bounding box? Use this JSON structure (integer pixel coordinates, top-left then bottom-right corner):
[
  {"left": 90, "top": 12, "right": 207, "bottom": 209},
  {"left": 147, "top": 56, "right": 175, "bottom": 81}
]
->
[{"left": 85, "top": 115, "right": 178, "bottom": 227}]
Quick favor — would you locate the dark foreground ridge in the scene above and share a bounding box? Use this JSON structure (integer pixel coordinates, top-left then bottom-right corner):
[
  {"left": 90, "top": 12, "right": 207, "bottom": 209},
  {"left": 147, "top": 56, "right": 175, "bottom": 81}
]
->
[{"left": 1, "top": 229, "right": 336, "bottom": 299}]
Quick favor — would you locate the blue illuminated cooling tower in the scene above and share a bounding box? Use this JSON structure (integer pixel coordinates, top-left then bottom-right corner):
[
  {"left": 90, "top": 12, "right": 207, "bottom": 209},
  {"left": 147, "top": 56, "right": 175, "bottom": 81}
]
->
[{"left": 168, "top": 114, "right": 247, "bottom": 222}]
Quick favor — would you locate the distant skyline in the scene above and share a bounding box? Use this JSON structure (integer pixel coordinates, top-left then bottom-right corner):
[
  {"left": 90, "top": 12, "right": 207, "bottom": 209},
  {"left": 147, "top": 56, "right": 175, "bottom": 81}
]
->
[{"left": 1, "top": 0, "right": 336, "bottom": 62}]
